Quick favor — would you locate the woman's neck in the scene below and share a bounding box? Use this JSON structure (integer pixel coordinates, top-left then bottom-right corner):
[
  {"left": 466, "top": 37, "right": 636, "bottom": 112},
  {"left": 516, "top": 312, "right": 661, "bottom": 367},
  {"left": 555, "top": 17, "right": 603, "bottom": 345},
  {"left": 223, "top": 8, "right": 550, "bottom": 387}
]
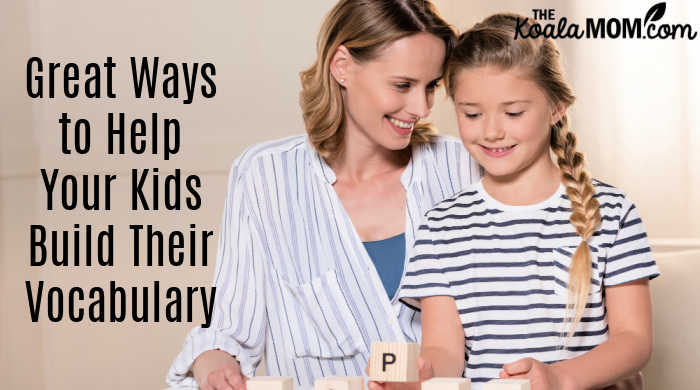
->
[{"left": 329, "top": 130, "right": 410, "bottom": 184}]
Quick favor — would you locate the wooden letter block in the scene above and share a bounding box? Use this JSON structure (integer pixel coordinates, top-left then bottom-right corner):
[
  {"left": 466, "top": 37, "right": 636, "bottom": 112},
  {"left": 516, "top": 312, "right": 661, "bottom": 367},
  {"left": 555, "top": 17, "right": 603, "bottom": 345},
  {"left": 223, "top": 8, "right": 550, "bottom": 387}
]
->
[
  {"left": 314, "top": 376, "right": 364, "bottom": 390},
  {"left": 369, "top": 342, "right": 420, "bottom": 382},
  {"left": 482, "top": 378, "right": 530, "bottom": 390},
  {"left": 422, "top": 377, "right": 471, "bottom": 390},
  {"left": 247, "top": 376, "right": 294, "bottom": 390}
]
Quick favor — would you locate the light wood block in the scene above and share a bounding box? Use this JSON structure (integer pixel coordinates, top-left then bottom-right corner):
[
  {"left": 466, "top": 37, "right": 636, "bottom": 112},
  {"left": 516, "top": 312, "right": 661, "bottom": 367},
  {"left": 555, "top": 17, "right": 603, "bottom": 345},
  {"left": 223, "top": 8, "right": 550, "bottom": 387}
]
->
[
  {"left": 247, "top": 376, "right": 294, "bottom": 390},
  {"left": 482, "top": 379, "right": 530, "bottom": 390},
  {"left": 421, "top": 377, "right": 471, "bottom": 390},
  {"left": 314, "top": 376, "right": 364, "bottom": 390},
  {"left": 368, "top": 342, "right": 420, "bottom": 382}
]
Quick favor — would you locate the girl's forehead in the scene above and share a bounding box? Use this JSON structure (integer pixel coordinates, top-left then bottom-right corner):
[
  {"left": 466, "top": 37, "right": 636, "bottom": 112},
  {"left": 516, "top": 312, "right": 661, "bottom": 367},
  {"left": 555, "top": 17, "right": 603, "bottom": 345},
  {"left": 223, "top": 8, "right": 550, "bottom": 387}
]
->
[{"left": 453, "top": 65, "right": 546, "bottom": 103}]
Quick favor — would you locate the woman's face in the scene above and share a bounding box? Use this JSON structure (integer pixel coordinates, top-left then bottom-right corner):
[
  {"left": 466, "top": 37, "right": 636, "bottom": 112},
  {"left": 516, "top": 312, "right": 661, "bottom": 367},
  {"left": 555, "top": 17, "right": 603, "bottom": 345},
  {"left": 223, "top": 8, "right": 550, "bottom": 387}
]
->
[
  {"left": 340, "top": 32, "right": 446, "bottom": 151},
  {"left": 452, "top": 65, "right": 560, "bottom": 181}
]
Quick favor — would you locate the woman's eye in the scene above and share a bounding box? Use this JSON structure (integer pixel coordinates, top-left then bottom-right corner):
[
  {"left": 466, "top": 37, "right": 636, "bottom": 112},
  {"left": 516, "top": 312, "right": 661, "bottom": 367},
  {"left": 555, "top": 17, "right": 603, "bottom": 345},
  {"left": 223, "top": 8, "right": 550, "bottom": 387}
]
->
[
  {"left": 506, "top": 111, "right": 524, "bottom": 117},
  {"left": 394, "top": 83, "right": 410, "bottom": 90},
  {"left": 427, "top": 80, "right": 441, "bottom": 90},
  {"left": 465, "top": 113, "right": 481, "bottom": 119}
]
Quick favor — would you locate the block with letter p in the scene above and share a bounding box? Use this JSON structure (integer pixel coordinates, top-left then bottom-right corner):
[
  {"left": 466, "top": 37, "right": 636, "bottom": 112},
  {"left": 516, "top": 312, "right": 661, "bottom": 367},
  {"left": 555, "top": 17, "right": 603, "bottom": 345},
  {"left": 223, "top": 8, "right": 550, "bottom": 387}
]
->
[{"left": 369, "top": 342, "right": 420, "bottom": 382}]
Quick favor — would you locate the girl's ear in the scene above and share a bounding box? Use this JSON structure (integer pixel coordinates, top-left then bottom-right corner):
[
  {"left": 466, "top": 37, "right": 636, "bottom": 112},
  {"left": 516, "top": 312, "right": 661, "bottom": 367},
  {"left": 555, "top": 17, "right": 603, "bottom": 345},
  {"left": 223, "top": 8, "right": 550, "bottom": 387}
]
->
[
  {"left": 551, "top": 102, "right": 568, "bottom": 125},
  {"left": 330, "top": 45, "right": 352, "bottom": 87}
]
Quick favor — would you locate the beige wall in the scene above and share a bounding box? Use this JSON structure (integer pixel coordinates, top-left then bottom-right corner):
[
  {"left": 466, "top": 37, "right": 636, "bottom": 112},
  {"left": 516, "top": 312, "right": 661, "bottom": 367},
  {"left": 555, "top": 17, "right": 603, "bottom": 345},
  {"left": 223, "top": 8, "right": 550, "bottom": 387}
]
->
[{"left": 1, "top": 1, "right": 697, "bottom": 389}]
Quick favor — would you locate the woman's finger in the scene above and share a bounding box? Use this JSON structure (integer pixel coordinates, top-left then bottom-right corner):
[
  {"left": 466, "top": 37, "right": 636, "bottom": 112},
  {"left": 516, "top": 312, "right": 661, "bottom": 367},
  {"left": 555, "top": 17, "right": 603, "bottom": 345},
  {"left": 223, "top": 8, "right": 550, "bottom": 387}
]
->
[{"left": 225, "top": 369, "right": 247, "bottom": 390}]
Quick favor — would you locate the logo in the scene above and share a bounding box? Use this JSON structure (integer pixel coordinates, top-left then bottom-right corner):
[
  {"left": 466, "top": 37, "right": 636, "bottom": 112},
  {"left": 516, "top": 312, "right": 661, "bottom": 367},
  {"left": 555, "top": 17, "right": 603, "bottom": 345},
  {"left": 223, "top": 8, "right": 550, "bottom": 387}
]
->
[{"left": 515, "top": 2, "right": 697, "bottom": 40}]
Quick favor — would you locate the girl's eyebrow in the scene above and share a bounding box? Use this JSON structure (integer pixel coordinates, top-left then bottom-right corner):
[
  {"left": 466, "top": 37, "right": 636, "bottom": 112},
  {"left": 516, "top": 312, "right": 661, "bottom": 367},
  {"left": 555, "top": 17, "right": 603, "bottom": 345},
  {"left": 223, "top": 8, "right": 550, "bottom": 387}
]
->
[{"left": 457, "top": 100, "right": 531, "bottom": 106}]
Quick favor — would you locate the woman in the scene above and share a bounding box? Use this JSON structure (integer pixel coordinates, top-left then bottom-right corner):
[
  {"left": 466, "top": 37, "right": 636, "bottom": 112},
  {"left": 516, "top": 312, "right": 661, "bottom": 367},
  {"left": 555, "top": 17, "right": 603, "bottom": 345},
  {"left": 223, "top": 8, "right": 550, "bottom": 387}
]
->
[{"left": 166, "top": 1, "right": 480, "bottom": 389}]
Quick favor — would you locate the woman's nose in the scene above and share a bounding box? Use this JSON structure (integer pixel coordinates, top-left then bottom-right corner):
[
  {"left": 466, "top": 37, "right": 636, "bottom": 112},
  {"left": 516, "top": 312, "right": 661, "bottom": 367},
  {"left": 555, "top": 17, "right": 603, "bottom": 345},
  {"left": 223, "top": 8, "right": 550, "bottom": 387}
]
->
[{"left": 407, "top": 90, "right": 431, "bottom": 119}]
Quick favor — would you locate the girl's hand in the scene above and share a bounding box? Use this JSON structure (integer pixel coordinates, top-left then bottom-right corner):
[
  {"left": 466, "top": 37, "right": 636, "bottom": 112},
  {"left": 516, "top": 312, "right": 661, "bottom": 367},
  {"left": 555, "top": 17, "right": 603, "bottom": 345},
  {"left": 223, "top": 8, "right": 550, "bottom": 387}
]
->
[
  {"left": 499, "top": 358, "right": 578, "bottom": 390},
  {"left": 366, "top": 357, "right": 435, "bottom": 390}
]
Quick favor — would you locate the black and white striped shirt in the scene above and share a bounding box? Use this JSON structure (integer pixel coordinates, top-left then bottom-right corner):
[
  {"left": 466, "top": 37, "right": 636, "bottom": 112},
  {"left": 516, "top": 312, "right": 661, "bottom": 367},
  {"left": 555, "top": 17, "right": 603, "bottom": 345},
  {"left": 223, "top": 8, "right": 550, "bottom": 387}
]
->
[
  {"left": 166, "top": 134, "right": 481, "bottom": 388},
  {"left": 399, "top": 180, "right": 659, "bottom": 388}
]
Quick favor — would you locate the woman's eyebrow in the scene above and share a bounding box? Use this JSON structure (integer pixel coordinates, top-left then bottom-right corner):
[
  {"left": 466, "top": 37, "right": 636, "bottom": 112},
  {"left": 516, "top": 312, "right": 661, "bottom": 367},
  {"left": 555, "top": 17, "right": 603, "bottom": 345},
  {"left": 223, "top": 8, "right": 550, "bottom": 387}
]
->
[{"left": 389, "top": 76, "right": 443, "bottom": 83}]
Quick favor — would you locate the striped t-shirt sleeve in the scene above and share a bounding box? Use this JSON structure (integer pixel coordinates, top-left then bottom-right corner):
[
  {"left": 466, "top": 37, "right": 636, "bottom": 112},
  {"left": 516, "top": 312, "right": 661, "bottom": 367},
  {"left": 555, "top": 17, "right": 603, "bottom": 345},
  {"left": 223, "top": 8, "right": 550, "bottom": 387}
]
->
[
  {"left": 603, "top": 199, "right": 660, "bottom": 286},
  {"left": 399, "top": 216, "right": 453, "bottom": 300}
]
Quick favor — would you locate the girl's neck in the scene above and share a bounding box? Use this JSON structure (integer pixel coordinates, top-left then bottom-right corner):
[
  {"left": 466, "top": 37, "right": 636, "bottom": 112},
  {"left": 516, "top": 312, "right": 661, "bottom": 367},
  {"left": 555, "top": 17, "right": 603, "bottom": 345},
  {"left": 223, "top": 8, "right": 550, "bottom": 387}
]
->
[
  {"left": 482, "top": 153, "right": 561, "bottom": 206},
  {"left": 329, "top": 128, "right": 409, "bottom": 184}
]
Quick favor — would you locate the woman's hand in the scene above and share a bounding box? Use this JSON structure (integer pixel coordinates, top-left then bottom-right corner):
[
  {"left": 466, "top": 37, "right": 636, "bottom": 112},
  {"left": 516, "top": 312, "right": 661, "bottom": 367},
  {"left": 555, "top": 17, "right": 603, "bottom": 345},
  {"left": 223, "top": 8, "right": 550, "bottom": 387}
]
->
[
  {"left": 499, "top": 358, "right": 578, "bottom": 390},
  {"left": 193, "top": 349, "right": 249, "bottom": 390},
  {"left": 366, "top": 357, "right": 435, "bottom": 390}
]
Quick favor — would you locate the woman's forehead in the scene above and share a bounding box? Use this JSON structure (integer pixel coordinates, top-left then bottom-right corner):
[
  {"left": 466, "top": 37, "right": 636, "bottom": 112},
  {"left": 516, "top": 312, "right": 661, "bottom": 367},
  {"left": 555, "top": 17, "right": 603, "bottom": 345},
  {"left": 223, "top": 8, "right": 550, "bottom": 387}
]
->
[{"left": 360, "top": 33, "right": 446, "bottom": 81}]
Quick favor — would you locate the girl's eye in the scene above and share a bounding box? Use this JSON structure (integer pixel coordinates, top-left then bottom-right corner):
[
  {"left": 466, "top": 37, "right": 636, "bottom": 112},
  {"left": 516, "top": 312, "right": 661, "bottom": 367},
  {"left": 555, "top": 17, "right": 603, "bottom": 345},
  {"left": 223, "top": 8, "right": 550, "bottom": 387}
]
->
[
  {"left": 465, "top": 113, "right": 481, "bottom": 119},
  {"left": 394, "top": 82, "right": 410, "bottom": 90},
  {"left": 506, "top": 111, "right": 524, "bottom": 117}
]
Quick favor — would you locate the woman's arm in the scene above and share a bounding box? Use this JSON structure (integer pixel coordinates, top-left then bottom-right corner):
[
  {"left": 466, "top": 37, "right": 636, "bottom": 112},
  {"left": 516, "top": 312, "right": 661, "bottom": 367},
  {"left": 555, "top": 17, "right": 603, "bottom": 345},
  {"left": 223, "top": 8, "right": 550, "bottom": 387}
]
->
[
  {"left": 552, "top": 278, "right": 653, "bottom": 389},
  {"left": 421, "top": 296, "right": 466, "bottom": 377},
  {"left": 167, "top": 160, "right": 268, "bottom": 388}
]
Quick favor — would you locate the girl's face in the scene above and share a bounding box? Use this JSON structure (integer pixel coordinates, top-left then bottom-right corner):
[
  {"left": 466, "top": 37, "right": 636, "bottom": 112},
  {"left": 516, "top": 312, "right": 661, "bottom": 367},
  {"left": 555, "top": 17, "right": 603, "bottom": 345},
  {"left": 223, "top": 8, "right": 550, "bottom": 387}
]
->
[
  {"left": 339, "top": 32, "right": 446, "bottom": 151},
  {"left": 453, "top": 65, "right": 561, "bottom": 181}
]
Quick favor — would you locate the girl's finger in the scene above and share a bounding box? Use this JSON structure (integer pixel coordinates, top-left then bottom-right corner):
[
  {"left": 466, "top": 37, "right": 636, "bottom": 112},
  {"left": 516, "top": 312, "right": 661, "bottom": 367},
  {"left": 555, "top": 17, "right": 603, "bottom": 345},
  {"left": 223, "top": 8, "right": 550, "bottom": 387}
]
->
[{"left": 503, "top": 358, "right": 534, "bottom": 375}]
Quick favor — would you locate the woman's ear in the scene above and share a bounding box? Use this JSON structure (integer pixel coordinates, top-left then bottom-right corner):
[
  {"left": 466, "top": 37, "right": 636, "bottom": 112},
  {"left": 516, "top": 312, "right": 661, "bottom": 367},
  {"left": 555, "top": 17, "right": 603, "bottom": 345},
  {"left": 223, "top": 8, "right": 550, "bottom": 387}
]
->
[{"left": 330, "top": 45, "right": 352, "bottom": 87}]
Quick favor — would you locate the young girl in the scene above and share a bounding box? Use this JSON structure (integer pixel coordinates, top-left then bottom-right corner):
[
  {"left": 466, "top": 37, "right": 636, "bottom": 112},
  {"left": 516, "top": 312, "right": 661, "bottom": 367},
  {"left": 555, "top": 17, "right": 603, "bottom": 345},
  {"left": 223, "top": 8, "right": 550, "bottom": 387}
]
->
[{"left": 398, "top": 14, "right": 659, "bottom": 390}]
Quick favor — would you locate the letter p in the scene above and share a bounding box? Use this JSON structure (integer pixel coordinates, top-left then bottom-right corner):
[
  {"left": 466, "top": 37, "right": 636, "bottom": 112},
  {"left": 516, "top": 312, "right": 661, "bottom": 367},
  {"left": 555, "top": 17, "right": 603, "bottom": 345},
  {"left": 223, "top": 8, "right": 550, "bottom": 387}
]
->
[{"left": 382, "top": 353, "right": 396, "bottom": 372}]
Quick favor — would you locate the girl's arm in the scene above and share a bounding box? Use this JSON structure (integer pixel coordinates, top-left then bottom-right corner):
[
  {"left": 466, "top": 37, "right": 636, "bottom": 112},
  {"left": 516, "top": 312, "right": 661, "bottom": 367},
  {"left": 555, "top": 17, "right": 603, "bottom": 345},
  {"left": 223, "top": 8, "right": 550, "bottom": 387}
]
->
[
  {"left": 421, "top": 296, "right": 466, "bottom": 377},
  {"left": 502, "top": 278, "right": 653, "bottom": 390},
  {"left": 553, "top": 278, "right": 653, "bottom": 389}
]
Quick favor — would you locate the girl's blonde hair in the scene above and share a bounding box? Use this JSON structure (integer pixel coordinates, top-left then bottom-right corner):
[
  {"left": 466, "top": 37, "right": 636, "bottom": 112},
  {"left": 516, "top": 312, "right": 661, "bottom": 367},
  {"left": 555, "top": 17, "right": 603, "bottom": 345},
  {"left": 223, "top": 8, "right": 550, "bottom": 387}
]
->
[
  {"left": 299, "top": 0, "right": 456, "bottom": 160},
  {"left": 446, "top": 14, "right": 601, "bottom": 340}
]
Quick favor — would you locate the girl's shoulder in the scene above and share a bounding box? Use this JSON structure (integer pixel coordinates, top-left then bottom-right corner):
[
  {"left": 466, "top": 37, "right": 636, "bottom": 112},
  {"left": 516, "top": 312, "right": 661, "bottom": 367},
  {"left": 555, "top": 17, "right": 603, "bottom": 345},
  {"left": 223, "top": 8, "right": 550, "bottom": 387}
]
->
[
  {"left": 423, "top": 179, "right": 638, "bottom": 222},
  {"left": 586, "top": 179, "right": 641, "bottom": 229},
  {"left": 423, "top": 180, "right": 484, "bottom": 219},
  {"left": 588, "top": 178, "right": 635, "bottom": 215}
]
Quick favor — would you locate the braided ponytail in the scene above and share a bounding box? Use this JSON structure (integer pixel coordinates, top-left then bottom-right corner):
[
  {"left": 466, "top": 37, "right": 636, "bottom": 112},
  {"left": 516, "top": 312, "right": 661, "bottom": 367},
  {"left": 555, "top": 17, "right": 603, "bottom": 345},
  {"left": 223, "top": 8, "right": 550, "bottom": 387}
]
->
[{"left": 550, "top": 115, "right": 601, "bottom": 339}]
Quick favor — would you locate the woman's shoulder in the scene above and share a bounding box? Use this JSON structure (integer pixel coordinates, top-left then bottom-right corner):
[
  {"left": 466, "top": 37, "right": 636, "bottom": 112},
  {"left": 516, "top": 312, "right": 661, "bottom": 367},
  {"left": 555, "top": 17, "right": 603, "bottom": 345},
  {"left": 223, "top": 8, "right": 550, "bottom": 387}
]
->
[
  {"left": 418, "top": 134, "right": 465, "bottom": 154},
  {"left": 412, "top": 134, "right": 480, "bottom": 196},
  {"left": 228, "top": 134, "right": 309, "bottom": 179},
  {"left": 415, "top": 134, "right": 474, "bottom": 172}
]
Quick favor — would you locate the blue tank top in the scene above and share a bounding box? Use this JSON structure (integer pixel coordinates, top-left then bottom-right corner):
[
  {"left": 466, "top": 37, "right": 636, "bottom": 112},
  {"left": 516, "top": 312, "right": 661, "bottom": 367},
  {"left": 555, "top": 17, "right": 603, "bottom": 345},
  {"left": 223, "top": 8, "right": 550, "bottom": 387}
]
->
[{"left": 362, "top": 233, "right": 406, "bottom": 300}]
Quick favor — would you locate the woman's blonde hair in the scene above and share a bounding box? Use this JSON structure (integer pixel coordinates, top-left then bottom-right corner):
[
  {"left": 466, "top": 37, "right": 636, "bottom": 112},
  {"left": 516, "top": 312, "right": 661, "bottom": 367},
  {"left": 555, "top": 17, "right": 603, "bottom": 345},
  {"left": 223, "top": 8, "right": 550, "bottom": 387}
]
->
[
  {"left": 299, "top": 0, "right": 456, "bottom": 160},
  {"left": 445, "top": 14, "right": 601, "bottom": 341}
]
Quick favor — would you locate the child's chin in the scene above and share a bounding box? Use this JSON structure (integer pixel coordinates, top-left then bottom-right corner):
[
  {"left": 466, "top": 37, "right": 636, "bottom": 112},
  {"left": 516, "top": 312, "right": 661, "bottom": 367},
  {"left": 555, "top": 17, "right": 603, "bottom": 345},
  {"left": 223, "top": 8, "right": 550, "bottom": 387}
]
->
[{"left": 481, "top": 165, "right": 519, "bottom": 179}]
